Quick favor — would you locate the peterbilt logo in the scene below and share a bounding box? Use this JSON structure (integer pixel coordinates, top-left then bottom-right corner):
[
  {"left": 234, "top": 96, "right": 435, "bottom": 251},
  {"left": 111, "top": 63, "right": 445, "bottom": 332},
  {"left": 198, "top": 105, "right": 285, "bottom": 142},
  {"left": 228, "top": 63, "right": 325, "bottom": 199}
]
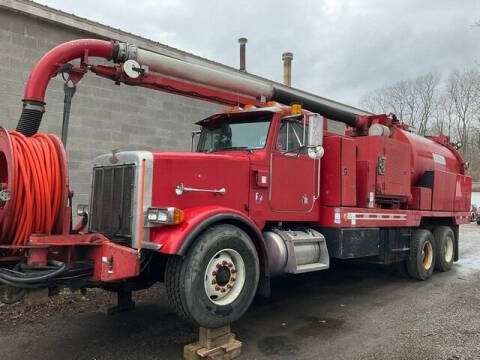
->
[{"left": 109, "top": 149, "right": 119, "bottom": 164}]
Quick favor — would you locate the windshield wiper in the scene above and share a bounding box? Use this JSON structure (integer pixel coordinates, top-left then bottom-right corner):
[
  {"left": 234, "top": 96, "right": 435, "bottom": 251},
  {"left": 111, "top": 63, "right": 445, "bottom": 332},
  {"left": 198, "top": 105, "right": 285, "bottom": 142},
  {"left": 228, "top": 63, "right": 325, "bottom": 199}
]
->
[{"left": 209, "top": 147, "right": 252, "bottom": 153}]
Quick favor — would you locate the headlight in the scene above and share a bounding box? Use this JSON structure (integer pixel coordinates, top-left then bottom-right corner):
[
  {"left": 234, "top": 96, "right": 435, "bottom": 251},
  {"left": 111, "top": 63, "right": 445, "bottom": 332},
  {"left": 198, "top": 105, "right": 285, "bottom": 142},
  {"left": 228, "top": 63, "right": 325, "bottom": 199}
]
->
[{"left": 145, "top": 207, "right": 185, "bottom": 225}]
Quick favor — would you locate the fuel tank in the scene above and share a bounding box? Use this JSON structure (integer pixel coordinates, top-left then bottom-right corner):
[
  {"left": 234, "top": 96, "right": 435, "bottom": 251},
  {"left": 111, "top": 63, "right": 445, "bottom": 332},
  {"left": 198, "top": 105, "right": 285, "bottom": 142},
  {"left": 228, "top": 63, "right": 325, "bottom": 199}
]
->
[{"left": 391, "top": 128, "right": 463, "bottom": 185}]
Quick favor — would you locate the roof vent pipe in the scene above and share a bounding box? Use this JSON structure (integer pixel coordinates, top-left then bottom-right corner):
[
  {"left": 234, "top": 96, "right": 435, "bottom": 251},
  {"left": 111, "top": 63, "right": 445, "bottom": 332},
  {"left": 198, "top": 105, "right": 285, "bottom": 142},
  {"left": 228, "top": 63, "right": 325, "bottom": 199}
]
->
[
  {"left": 238, "top": 37, "right": 247, "bottom": 72},
  {"left": 282, "top": 52, "right": 293, "bottom": 86}
]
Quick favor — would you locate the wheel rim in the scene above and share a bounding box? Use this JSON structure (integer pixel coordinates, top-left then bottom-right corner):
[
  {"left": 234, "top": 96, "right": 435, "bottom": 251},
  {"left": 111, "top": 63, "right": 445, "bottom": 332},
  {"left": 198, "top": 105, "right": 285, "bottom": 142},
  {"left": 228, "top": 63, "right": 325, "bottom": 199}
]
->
[
  {"left": 204, "top": 249, "right": 246, "bottom": 306},
  {"left": 422, "top": 241, "right": 433, "bottom": 270},
  {"left": 444, "top": 235, "right": 454, "bottom": 263}
]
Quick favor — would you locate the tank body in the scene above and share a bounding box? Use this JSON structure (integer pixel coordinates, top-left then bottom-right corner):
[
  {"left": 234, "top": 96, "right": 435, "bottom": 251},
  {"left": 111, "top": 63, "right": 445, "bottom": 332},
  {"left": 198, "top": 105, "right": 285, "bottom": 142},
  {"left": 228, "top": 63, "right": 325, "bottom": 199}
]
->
[{"left": 392, "top": 128, "right": 462, "bottom": 185}]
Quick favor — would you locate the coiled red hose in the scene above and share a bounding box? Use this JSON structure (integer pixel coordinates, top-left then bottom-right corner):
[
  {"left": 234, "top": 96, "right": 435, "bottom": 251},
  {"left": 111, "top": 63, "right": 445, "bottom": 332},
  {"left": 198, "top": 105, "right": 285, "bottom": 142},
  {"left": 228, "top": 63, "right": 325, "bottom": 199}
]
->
[{"left": 0, "top": 131, "right": 62, "bottom": 248}]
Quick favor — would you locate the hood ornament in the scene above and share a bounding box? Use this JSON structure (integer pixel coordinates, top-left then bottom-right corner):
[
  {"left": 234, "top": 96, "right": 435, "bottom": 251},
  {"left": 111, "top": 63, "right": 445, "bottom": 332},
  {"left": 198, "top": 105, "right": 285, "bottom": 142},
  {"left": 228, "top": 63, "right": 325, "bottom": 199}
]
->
[{"left": 109, "top": 149, "right": 119, "bottom": 164}]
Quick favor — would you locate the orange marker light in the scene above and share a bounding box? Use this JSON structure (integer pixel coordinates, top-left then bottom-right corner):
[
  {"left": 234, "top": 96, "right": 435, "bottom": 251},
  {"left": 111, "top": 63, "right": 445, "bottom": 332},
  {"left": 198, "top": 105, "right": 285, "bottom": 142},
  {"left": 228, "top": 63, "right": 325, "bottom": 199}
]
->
[
  {"left": 172, "top": 208, "right": 185, "bottom": 225},
  {"left": 291, "top": 103, "right": 302, "bottom": 115}
]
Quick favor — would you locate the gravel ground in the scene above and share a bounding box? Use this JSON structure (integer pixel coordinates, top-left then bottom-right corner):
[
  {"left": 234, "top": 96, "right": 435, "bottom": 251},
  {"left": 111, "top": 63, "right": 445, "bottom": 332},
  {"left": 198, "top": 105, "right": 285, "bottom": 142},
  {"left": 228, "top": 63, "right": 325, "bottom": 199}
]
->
[{"left": 0, "top": 224, "right": 479, "bottom": 360}]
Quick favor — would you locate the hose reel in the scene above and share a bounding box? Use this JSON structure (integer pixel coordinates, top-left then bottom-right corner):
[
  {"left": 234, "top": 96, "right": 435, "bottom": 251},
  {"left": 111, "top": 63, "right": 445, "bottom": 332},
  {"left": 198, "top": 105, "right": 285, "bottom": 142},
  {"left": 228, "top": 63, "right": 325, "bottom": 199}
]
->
[{"left": 0, "top": 128, "right": 69, "bottom": 252}]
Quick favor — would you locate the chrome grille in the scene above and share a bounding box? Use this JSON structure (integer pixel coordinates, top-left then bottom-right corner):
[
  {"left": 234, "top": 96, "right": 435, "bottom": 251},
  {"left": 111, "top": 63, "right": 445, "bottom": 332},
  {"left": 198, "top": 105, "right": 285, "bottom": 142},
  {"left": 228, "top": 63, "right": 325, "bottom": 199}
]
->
[{"left": 89, "top": 164, "right": 136, "bottom": 240}]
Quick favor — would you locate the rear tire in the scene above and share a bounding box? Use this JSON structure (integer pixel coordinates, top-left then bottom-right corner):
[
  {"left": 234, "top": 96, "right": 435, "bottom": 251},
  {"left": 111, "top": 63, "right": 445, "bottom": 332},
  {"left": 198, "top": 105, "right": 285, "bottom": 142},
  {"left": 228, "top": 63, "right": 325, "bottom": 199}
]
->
[
  {"left": 433, "top": 226, "right": 455, "bottom": 272},
  {"left": 406, "top": 229, "right": 435, "bottom": 280},
  {"left": 165, "top": 224, "right": 259, "bottom": 328}
]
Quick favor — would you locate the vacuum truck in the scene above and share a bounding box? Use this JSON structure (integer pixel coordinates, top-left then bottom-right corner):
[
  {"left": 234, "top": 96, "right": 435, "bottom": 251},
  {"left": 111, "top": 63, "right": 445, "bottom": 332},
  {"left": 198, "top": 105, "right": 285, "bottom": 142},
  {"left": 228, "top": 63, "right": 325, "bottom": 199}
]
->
[{"left": 0, "top": 39, "right": 472, "bottom": 328}]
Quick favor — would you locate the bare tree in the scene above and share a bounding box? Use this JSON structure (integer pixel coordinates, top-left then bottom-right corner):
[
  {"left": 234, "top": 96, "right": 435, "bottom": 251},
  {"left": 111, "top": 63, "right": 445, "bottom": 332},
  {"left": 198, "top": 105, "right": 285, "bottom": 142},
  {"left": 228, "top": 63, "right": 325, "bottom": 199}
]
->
[
  {"left": 414, "top": 73, "right": 440, "bottom": 135},
  {"left": 431, "top": 92, "right": 455, "bottom": 138},
  {"left": 388, "top": 80, "right": 411, "bottom": 125},
  {"left": 360, "top": 88, "right": 388, "bottom": 114},
  {"left": 446, "top": 69, "right": 480, "bottom": 157},
  {"left": 360, "top": 73, "right": 440, "bottom": 134},
  {"left": 359, "top": 68, "right": 480, "bottom": 179}
]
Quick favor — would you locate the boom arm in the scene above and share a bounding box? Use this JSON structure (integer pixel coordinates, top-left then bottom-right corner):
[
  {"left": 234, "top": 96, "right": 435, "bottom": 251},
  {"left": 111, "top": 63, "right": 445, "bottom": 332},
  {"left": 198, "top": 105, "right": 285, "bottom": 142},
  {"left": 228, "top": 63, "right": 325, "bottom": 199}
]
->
[
  {"left": 15, "top": 39, "right": 368, "bottom": 138},
  {"left": 91, "top": 64, "right": 264, "bottom": 108}
]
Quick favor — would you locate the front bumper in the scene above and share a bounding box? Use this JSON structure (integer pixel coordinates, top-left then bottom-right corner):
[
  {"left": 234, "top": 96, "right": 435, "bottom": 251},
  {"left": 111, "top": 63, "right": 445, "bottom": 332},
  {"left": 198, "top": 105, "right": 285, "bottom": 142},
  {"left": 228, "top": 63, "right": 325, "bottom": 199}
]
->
[{"left": 25, "top": 233, "right": 140, "bottom": 282}]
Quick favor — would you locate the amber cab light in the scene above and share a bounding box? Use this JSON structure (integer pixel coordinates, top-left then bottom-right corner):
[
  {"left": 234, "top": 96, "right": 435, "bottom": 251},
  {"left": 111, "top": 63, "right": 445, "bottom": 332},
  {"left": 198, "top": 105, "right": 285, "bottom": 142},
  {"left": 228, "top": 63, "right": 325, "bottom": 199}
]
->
[{"left": 291, "top": 103, "right": 302, "bottom": 115}]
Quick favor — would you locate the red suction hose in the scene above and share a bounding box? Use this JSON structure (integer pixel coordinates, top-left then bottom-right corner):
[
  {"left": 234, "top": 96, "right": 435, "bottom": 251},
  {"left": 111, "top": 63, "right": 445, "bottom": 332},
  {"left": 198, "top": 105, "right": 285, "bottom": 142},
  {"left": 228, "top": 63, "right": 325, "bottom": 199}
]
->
[{"left": 16, "top": 39, "right": 114, "bottom": 137}]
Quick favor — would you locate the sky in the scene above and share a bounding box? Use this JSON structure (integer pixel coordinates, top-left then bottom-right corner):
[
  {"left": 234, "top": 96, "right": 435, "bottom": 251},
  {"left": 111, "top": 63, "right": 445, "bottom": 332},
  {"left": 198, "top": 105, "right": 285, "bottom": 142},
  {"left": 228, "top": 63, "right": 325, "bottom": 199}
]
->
[{"left": 36, "top": 0, "right": 480, "bottom": 107}]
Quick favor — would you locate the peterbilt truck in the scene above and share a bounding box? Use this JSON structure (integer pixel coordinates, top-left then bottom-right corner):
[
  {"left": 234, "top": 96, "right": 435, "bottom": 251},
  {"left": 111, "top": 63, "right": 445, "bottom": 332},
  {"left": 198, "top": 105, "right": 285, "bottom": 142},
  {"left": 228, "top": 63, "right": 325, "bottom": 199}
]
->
[{"left": 0, "top": 39, "right": 472, "bottom": 328}]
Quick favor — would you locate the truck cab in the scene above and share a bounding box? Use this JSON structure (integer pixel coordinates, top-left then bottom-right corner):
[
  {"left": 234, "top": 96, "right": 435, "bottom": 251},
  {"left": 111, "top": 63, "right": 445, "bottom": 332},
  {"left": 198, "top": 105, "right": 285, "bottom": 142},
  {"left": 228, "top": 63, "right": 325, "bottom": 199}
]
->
[
  {"left": 89, "top": 103, "right": 324, "bottom": 252},
  {"left": 194, "top": 104, "right": 323, "bottom": 221}
]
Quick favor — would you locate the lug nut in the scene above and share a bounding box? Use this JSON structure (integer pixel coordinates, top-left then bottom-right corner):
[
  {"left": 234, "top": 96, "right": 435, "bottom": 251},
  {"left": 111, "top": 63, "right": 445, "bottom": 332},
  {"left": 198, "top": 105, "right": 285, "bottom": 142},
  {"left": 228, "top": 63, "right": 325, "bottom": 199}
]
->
[
  {"left": 231, "top": 277, "right": 236, "bottom": 282},
  {"left": 212, "top": 271, "right": 217, "bottom": 276},
  {"left": 228, "top": 262, "right": 233, "bottom": 268},
  {"left": 231, "top": 269, "right": 237, "bottom": 274},
  {"left": 220, "top": 288, "right": 226, "bottom": 293},
  {"left": 211, "top": 279, "right": 217, "bottom": 285},
  {"left": 226, "top": 284, "right": 232, "bottom": 289},
  {"left": 222, "top": 261, "right": 227, "bottom": 266},
  {"left": 216, "top": 263, "right": 221, "bottom": 269},
  {"left": 215, "top": 285, "right": 221, "bottom": 291}
]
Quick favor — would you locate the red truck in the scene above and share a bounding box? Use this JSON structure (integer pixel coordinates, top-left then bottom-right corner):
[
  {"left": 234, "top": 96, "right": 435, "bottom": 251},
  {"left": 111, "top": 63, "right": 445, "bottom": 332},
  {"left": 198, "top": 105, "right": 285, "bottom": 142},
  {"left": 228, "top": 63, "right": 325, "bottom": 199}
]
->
[{"left": 0, "top": 39, "right": 472, "bottom": 328}]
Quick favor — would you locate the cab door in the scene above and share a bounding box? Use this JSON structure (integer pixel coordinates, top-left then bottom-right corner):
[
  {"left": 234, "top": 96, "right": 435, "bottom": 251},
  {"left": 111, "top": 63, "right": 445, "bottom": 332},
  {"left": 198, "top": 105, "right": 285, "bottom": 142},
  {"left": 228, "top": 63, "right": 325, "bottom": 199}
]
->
[{"left": 269, "top": 115, "right": 317, "bottom": 212}]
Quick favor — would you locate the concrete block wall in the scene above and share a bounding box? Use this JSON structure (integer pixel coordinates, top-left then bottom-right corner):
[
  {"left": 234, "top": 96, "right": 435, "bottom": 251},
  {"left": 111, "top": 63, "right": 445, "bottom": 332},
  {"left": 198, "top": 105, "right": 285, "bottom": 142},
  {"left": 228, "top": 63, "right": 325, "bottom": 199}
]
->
[{"left": 0, "top": 8, "right": 222, "bottom": 214}]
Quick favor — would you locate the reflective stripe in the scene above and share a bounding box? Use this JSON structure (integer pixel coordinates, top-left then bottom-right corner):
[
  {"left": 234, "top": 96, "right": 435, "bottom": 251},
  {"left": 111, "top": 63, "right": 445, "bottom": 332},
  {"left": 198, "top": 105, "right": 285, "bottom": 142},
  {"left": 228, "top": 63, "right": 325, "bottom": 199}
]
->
[{"left": 346, "top": 213, "right": 407, "bottom": 221}]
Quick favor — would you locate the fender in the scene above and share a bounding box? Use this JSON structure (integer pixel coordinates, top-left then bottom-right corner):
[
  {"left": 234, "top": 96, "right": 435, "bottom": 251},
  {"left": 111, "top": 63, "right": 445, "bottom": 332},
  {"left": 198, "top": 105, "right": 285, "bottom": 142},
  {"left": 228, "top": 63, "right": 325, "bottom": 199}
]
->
[{"left": 150, "top": 206, "right": 269, "bottom": 275}]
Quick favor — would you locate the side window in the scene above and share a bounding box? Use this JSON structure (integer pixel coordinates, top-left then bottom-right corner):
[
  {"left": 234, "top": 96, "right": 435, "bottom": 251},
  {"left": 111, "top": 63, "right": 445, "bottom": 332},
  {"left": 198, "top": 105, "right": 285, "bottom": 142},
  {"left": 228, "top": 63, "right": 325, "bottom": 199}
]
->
[{"left": 276, "top": 118, "right": 308, "bottom": 154}]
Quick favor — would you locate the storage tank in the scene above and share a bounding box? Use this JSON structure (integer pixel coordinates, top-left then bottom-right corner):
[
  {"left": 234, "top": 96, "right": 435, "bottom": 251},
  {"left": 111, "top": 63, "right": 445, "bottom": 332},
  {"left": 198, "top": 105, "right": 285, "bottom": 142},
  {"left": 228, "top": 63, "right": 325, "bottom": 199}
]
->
[{"left": 391, "top": 128, "right": 463, "bottom": 185}]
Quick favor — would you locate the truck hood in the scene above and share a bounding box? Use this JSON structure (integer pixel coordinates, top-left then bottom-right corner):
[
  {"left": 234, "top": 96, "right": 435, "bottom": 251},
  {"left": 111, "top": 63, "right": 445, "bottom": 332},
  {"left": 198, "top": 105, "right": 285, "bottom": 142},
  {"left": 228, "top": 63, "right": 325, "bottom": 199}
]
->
[{"left": 150, "top": 151, "right": 251, "bottom": 212}]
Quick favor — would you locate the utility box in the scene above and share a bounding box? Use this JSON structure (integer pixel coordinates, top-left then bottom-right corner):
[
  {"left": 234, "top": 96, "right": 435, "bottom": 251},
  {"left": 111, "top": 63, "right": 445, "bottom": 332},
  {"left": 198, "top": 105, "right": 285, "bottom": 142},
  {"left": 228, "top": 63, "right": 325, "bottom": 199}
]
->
[
  {"left": 320, "top": 136, "right": 356, "bottom": 206},
  {"left": 356, "top": 136, "right": 411, "bottom": 204},
  {"left": 410, "top": 186, "right": 432, "bottom": 210}
]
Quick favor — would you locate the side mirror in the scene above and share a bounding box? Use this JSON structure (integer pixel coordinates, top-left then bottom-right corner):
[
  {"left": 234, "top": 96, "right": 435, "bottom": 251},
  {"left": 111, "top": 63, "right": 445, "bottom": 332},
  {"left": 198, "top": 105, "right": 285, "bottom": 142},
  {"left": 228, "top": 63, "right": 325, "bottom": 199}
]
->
[{"left": 307, "top": 114, "right": 324, "bottom": 159}]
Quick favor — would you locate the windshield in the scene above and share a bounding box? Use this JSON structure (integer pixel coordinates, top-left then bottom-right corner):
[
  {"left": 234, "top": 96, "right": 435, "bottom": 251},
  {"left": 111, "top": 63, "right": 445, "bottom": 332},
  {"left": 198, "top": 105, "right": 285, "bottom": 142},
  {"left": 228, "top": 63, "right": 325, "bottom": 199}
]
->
[{"left": 197, "top": 113, "right": 272, "bottom": 152}]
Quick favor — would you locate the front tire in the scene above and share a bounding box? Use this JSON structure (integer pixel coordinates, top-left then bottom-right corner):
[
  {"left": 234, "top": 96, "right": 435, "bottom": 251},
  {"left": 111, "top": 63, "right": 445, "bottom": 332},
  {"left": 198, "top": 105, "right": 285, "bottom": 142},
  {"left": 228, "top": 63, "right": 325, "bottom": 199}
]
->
[
  {"left": 433, "top": 226, "right": 455, "bottom": 272},
  {"left": 406, "top": 229, "right": 436, "bottom": 280},
  {"left": 165, "top": 224, "right": 259, "bottom": 328}
]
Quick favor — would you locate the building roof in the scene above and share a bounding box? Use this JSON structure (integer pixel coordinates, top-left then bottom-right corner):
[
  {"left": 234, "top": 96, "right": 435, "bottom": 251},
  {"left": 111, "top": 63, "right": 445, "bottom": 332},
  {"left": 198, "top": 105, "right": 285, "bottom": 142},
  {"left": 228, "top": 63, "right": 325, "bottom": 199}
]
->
[{"left": 0, "top": 0, "right": 370, "bottom": 116}]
